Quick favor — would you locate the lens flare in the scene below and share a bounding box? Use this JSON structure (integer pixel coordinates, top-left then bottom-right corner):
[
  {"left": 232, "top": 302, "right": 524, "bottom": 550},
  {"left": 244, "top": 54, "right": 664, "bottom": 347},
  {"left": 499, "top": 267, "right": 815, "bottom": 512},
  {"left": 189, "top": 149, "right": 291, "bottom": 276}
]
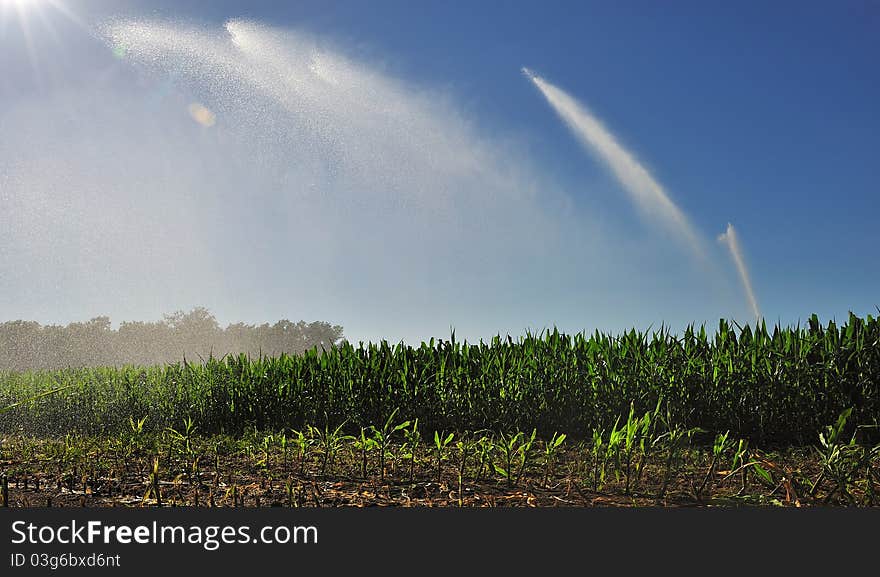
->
[{"left": 188, "top": 102, "right": 216, "bottom": 127}]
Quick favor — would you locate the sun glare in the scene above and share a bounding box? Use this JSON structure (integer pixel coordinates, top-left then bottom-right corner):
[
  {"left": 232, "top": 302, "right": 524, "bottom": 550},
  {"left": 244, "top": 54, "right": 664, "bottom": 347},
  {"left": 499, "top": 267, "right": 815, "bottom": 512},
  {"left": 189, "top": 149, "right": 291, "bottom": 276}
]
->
[
  {"left": 1, "top": 0, "right": 82, "bottom": 31},
  {"left": 2, "top": 0, "right": 45, "bottom": 12},
  {"left": 1, "top": 0, "right": 85, "bottom": 75}
]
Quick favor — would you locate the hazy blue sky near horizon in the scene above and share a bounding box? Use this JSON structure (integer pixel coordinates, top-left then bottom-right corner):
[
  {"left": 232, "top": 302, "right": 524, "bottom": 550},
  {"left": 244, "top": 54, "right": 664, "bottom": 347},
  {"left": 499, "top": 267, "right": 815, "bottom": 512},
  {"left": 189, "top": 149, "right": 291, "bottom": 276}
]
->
[{"left": 1, "top": 0, "right": 878, "bottom": 345}]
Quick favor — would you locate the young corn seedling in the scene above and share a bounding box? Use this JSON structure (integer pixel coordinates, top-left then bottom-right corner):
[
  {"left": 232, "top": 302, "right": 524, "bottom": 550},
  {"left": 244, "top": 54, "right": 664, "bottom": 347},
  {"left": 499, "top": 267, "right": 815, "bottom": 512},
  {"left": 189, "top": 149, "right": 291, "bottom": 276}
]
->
[
  {"left": 309, "top": 422, "right": 352, "bottom": 477},
  {"left": 258, "top": 434, "right": 274, "bottom": 471},
  {"left": 474, "top": 434, "right": 494, "bottom": 482},
  {"left": 401, "top": 418, "right": 420, "bottom": 483},
  {"left": 656, "top": 424, "right": 701, "bottom": 502},
  {"left": 492, "top": 429, "right": 536, "bottom": 487},
  {"left": 433, "top": 431, "right": 454, "bottom": 484},
  {"left": 693, "top": 430, "right": 732, "bottom": 501},
  {"left": 633, "top": 401, "right": 664, "bottom": 494},
  {"left": 621, "top": 404, "right": 653, "bottom": 495},
  {"left": 354, "top": 427, "right": 377, "bottom": 479},
  {"left": 732, "top": 438, "right": 750, "bottom": 494},
  {"left": 542, "top": 432, "right": 567, "bottom": 488},
  {"left": 141, "top": 456, "right": 162, "bottom": 507},
  {"left": 604, "top": 418, "right": 626, "bottom": 485},
  {"left": 370, "top": 408, "right": 410, "bottom": 482},
  {"left": 810, "top": 408, "right": 879, "bottom": 505},
  {"left": 165, "top": 416, "right": 197, "bottom": 472},
  {"left": 288, "top": 430, "right": 311, "bottom": 476},
  {"left": 127, "top": 415, "right": 148, "bottom": 457},
  {"left": 717, "top": 439, "right": 752, "bottom": 496},
  {"left": 454, "top": 435, "right": 478, "bottom": 505},
  {"left": 516, "top": 429, "right": 537, "bottom": 485},
  {"left": 279, "top": 433, "right": 288, "bottom": 467},
  {"left": 622, "top": 406, "right": 639, "bottom": 494},
  {"left": 810, "top": 407, "right": 853, "bottom": 502},
  {"left": 492, "top": 432, "right": 519, "bottom": 487}
]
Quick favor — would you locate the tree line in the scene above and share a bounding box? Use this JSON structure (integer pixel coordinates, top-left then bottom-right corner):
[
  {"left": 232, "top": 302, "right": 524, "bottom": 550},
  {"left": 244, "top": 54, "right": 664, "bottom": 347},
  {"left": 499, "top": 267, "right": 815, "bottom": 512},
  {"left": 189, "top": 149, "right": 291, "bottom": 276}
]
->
[{"left": 0, "top": 307, "right": 344, "bottom": 371}]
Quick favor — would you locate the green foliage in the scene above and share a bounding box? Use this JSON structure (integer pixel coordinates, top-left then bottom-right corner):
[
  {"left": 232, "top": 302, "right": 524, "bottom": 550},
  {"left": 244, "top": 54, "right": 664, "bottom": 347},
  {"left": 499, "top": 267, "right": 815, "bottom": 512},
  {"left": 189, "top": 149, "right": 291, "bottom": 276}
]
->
[
  {"left": 810, "top": 407, "right": 880, "bottom": 505},
  {"left": 433, "top": 430, "right": 454, "bottom": 483},
  {"left": 369, "top": 407, "right": 410, "bottom": 481},
  {"left": 492, "top": 429, "right": 536, "bottom": 487},
  {"left": 542, "top": 431, "right": 567, "bottom": 487},
  {"left": 2, "top": 313, "right": 880, "bottom": 446}
]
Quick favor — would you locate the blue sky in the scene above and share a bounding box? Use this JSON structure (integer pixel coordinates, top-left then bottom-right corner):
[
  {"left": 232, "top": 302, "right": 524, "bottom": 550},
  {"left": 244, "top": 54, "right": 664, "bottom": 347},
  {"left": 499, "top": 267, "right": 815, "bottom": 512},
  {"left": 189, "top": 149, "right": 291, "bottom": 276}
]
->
[{"left": 1, "top": 0, "right": 878, "bottom": 344}]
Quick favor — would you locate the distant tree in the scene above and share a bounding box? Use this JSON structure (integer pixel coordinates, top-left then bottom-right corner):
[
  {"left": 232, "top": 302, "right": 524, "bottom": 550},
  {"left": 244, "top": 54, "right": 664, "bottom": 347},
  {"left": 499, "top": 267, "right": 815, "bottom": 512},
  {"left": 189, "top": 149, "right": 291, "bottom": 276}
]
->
[
  {"left": 163, "top": 307, "right": 222, "bottom": 361},
  {"left": 0, "top": 320, "right": 41, "bottom": 371},
  {"left": 66, "top": 316, "right": 112, "bottom": 367},
  {"left": 0, "top": 308, "right": 345, "bottom": 370}
]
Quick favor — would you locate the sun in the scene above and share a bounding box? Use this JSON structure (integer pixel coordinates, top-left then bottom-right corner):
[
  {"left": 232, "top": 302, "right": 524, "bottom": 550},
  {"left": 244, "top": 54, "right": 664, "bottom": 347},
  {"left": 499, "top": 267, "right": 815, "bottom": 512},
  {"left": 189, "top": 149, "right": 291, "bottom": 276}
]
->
[
  {"left": 2, "top": 0, "right": 48, "bottom": 13},
  {"left": 0, "top": 0, "right": 85, "bottom": 66},
  {"left": 1, "top": 0, "right": 82, "bottom": 30}
]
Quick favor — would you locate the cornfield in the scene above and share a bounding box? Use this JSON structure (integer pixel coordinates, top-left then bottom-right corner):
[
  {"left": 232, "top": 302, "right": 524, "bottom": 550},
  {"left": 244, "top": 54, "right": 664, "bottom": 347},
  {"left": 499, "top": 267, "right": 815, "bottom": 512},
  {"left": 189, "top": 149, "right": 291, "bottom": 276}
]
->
[{"left": 2, "top": 313, "right": 878, "bottom": 445}]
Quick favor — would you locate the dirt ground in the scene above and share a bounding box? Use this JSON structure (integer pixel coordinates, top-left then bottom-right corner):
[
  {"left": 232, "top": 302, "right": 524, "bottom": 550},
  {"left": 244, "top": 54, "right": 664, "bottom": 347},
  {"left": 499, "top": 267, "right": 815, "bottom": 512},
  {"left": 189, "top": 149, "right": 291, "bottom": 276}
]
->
[{"left": 3, "top": 441, "right": 871, "bottom": 507}]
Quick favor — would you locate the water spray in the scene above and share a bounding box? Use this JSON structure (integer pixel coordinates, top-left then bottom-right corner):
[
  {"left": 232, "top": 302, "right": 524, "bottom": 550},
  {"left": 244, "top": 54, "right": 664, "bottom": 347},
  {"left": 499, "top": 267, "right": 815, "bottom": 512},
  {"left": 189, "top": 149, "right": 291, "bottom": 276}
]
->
[
  {"left": 718, "top": 222, "right": 761, "bottom": 322},
  {"left": 523, "top": 67, "right": 705, "bottom": 261}
]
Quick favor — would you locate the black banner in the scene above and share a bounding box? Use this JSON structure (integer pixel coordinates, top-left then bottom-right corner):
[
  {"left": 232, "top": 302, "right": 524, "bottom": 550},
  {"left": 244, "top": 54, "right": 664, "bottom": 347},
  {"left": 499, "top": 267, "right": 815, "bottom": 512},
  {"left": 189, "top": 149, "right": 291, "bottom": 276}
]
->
[{"left": 1, "top": 508, "right": 875, "bottom": 573}]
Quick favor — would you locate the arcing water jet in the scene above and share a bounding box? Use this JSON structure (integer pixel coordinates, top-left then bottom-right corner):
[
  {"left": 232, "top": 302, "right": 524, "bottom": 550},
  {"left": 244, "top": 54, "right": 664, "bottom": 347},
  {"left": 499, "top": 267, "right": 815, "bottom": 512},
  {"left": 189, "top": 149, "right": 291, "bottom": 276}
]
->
[
  {"left": 718, "top": 223, "right": 761, "bottom": 322},
  {"left": 522, "top": 67, "right": 705, "bottom": 261}
]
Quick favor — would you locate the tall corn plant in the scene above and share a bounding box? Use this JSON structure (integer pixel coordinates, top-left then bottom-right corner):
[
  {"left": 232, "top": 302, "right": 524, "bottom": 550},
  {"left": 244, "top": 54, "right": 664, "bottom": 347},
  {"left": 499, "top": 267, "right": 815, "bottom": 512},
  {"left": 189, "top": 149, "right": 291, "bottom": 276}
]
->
[{"left": 3, "top": 313, "right": 879, "bottom": 444}]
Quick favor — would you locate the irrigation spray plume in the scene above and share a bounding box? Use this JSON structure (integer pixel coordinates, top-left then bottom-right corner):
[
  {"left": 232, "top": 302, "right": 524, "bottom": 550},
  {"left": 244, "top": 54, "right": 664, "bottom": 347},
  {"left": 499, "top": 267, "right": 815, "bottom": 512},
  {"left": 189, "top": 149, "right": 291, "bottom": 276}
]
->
[
  {"left": 522, "top": 67, "right": 705, "bottom": 261},
  {"left": 718, "top": 223, "right": 761, "bottom": 322},
  {"left": 1, "top": 18, "right": 589, "bottom": 345},
  {"left": 0, "top": 18, "right": 741, "bottom": 345}
]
